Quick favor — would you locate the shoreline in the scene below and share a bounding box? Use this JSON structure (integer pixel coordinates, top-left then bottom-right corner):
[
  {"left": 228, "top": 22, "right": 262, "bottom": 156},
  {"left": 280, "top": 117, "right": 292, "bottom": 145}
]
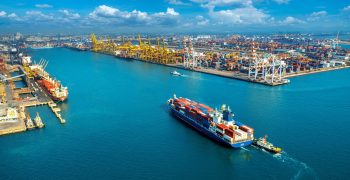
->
[
  {"left": 86, "top": 49, "right": 288, "bottom": 86},
  {"left": 165, "top": 64, "right": 287, "bottom": 86},
  {"left": 69, "top": 48, "right": 349, "bottom": 86},
  {"left": 284, "top": 66, "right": 350, "bottom": 78}
]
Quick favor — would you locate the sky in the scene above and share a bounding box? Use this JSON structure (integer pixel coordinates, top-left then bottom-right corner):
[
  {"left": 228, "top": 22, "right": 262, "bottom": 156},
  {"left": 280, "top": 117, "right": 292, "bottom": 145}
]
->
[{"left": 0, "top": 0, "right": 349, "bottom": 34}]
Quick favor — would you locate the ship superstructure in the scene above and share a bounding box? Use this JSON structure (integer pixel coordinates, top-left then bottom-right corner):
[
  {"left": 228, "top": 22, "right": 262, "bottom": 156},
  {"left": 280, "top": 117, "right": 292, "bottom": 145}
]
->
[{"left": 167, "top": 95, "right": 254, "bottom": 148}]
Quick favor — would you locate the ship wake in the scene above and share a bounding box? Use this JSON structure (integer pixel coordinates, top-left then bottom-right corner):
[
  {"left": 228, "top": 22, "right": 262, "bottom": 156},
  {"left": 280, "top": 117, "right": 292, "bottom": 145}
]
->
[
  {"left": 240, "top": 147, "right": 251, "bottom": 152},
  {"left": 180, "top": 74, "right": 204, "bottom": 80},
  {"left": 273, "top": 152, "right": 319, "bottom": 180}
]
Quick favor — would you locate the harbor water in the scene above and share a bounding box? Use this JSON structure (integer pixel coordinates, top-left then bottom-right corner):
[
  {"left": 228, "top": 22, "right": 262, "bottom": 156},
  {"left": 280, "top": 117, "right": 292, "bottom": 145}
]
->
[{"left": 1, "top": 48, "right": 350, "bottom": 180}]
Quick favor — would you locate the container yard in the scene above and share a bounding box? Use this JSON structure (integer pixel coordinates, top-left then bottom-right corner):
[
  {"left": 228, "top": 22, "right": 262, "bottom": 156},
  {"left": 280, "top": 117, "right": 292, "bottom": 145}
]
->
[{"left": 88, "top": 33, "right": 350, "bottom": 86}]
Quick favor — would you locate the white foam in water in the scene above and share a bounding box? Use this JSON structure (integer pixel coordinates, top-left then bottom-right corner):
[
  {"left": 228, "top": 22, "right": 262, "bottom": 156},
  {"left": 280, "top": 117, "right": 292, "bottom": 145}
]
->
[
  {"left": 181, "top": 74, "right": 204, "bottom": 80},
  {"left": 273, "top": 152, "right": 319, "bottom": 180},
  {"left": 240, "top": 147, "right": 250, "bottom": 152}
]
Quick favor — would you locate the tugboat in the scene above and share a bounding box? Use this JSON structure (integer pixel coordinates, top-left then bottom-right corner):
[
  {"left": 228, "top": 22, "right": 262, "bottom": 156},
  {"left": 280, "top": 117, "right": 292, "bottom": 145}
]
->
[
  {"left": 33, "top": 112, "right": 45, "bottom": 128},
  {"left": 25, "top": 118, "right": 35, "bottom": 129},
  {"left": 253, "top": 135, "right": 282, "bottom": 154},
  {"left": 170, "top": 70, "right": 182, "bottom": 76}
]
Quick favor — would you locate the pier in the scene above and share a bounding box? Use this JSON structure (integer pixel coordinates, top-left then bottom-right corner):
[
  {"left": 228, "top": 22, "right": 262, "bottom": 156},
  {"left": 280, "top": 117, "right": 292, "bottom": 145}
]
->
[
  {"left": 48, "top": 101, "right": 65, "bottom": 124},
  {"left": 20, "top": 100, "right": 65, "bottom": 124}
]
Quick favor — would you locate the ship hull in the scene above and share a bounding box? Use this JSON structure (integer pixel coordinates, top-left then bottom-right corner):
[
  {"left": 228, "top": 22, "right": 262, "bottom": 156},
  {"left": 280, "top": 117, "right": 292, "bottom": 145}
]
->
[
  {"left": 36, "top": 80, "right": 68, "bottom": 102},
  {"left": 170, "top": 106, "right": 252, "bottom": 148}
]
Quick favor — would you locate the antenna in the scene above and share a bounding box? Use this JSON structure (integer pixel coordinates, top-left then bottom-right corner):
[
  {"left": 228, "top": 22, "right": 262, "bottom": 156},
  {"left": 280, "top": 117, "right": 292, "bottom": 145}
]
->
[{"left": 44, "top": 61, "right": 49, "bottom": 69}]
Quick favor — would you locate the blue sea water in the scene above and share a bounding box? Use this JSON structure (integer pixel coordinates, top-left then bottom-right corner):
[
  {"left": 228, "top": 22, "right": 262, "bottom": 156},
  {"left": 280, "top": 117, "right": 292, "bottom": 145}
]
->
[
  {"left": 1, "top": 48, "right": 350, "bottom": 180},
  {"left": 340, "top": 44, "right": 350, "bottom": 49}
]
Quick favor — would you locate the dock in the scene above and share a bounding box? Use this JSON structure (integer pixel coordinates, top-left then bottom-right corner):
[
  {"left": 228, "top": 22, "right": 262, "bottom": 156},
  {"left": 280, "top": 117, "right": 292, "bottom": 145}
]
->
[
  {"left": 167, "top": 64, "right": 288, "bottom": 86},
  {"left": 0, "top": 121, "right": 26, "bottom": 136},
  {"left": 48, "top": 101, "right": 65, "bottom": 124},
  {"left": 0, "top": 107, "right": 27, "bottom": 136},
  {"left": 284, "top": 65, "right": 350, "bottom": 78},
  {"left": 20, "top": 100, "right": 65, "bottom": 124}
]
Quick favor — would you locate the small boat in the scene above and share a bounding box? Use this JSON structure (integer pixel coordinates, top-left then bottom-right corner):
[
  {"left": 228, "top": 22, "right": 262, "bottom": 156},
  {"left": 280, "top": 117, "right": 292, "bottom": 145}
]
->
[
  {"left": 170, "top": 71, "right": 182, "bottom": 76},
  {"left": 34, "top": 112, "right": 45, "bottom": 128},
  {"left": 252, "top": 135, "right": 281, "bottom": 154},
  {"left": 283, "top": 79, "right": 290, "bottom": 83}
]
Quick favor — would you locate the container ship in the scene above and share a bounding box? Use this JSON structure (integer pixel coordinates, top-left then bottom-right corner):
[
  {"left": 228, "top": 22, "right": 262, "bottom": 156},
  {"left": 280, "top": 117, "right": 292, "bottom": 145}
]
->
[
  {"left": 30, "top": 64, "right": 68, "bottom": 102},
  {"left": 167, "top": 95, "right": 254, "bottom": 148}
]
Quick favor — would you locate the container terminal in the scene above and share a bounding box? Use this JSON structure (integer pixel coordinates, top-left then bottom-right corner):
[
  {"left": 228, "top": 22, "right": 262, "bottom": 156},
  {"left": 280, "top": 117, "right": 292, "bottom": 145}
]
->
[
  {"left": 87, "top": 33, "right": 350, "bottom": 86},
  {"left": 0, "top": 45, "right": 67, "bottom": 136},
  {"left": 4, "top": 32, "right": 348, "bottom": 86}
]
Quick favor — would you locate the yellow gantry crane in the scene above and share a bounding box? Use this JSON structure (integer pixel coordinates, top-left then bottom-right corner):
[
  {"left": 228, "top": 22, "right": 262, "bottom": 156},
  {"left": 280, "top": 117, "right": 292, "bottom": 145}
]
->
[
  {"left": 91, "top": 33, "right": 182, "bottom": 64},
  {"left": 91, "top": 33, "right": 103, "bottom": 52}
]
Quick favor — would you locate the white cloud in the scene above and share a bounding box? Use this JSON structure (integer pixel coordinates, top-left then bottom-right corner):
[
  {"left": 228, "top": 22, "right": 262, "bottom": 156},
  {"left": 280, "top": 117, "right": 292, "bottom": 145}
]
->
[
  {"left": 59, "top": 10, "right": 80, "bottom": 19},
  {"left": 307, "top": 11, "right": 327, "bottom": 21},
  {"left": 167, "top": 0, "right": 190, "bottom": 5},
  {"left": 89, "top": 5, "right": 151, "bottom": 21},
  {"left": 343, "top": 5, "right": 350, "bottom": 11},
  {"left": 154, "top": 8, "right": 179, "bottom": 16},
  {"left": 89, "top": 5, "right": 119, "bottom": 18},
  {"left": 273, "top": 0, "right": 290, "bottom": 4},
  {"left": 25, "top": 11, "right": 54, "bottom": 21},
  {"left": 280, "top": 16, "right": 305, "bottom": 25},
  {"left": 89, "top": 5, "right": 179, "bottom": 26},
  {"left": 209, "top": 7, "right": 270, "bottom": 24},
  {"left": 190, "top": 0, "right": 271, "bottom": 25},
  {"left": 35, "top": 4, "right": 52, "bottom": 8},
  {"left": 310, "top": 11, "right": 327, "bottom": 16},
  {"left": 196, "top": 15, "right": 209, "bottom": 25},
  {"left": 191, "top": 0, "right": 253, "bottom": 9},
  {"left": 7, "top": 13, "right": 17, "bottom": 18},
  {"left": 0, "top": 11, "right": 7, "bottom": 17},
  {"left": 167, "top": 8, "right": 180, "bottom": 16},
  {"left": 0, "top": 11, "right": 22, "bottom": 21},
  {"left": 7, "top": 13, "right": 22, "bottom": 21}
]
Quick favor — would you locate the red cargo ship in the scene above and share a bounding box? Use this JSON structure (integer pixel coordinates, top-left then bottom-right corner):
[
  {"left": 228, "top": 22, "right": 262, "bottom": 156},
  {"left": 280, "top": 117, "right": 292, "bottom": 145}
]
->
[
  {"left": 37, "top": 78, "right": 68, "bottom": 101},
  {"left": 30, "top": 64, "right": 68, "bottom": 102}
]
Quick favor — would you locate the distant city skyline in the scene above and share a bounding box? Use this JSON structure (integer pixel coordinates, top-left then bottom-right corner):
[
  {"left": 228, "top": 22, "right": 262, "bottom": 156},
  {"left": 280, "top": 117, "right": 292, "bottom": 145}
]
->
[{"left": 0, "top": 0, "right": 349, "bottom": 34}]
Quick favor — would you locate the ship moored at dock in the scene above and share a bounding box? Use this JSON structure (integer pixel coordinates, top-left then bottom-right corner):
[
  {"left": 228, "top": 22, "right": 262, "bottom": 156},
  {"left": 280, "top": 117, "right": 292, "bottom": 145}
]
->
[
  {"left": 167, "top": 95, "right": 254, "bottom": 148},
  {"left": 33, "top": 112, "right": 44, "bottom": 128},
  {"left": 29, "top": 63, "right": 68, "bottom": 102}
]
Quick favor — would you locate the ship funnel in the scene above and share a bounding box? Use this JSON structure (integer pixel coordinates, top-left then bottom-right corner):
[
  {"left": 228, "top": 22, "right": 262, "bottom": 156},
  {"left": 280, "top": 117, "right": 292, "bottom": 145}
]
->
[
  {"left": 221, "top": 104, "right": 226, "bottom": 111},
  {"left": 223, "top": 105, "right": 233, "bottom": 122}
]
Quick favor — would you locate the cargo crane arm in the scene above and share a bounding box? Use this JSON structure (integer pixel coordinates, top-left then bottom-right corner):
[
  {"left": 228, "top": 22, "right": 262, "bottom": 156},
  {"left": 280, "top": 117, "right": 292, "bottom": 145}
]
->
[{"left": 0, "top": 74, "right": 25, "bottom": 82}]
